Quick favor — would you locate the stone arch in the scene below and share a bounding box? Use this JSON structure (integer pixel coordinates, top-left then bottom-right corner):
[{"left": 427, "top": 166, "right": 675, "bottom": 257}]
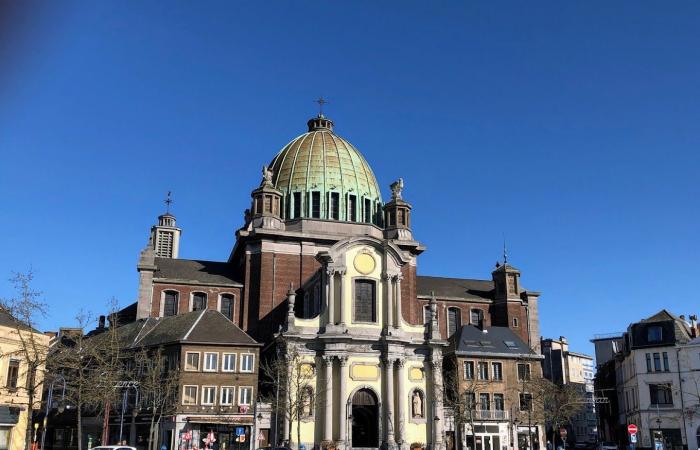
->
[{"left": 347, "top": 385, "right": 382, "bottom": 449}]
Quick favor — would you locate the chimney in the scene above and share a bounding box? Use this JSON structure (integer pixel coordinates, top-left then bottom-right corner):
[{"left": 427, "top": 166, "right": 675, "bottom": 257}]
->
[
  {"left": 690, "top": 314, "right": 698, "bottom": 338},
  {"left": 98, "top": 315, "right": 106, "bottom": 330}
]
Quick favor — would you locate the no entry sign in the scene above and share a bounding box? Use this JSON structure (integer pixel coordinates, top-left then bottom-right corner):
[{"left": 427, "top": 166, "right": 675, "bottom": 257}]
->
[{"left": 628, "top": 424, "right": 638, "bottom": 434}]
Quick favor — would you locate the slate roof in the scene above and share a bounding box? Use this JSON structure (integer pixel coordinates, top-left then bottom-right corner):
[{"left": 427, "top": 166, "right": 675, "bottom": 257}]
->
[
  {"left": 154, "top": 258, "right": 242, "bottom": 286},
  {"left": 416, "top": 275, "right": 494, "bottom": 301},
  {"left": 0, "top": 308, "right": 40, "bottom": 333},
  {"left": 450, "top": 325, "right": 540, "bottom": 358},
  {"left": 639, "top": 309, "right": 692, "bottom": 343},
  {"left": 91, "top": 310, "right": 260, "bottom": 348}
]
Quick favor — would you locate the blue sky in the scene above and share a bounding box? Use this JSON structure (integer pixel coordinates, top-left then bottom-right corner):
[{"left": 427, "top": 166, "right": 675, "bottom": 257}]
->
[{"left": 1, "top": 1, "right": 699, "bottom": 355}]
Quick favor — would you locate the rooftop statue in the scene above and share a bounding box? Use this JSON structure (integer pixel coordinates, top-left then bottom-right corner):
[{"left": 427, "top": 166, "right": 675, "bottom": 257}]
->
[
  {"left": 262, "top": 165, "right": 273, "bottom": 186},
  {"left": 390, "top": 178, "right": 404, "bottom": 200}
]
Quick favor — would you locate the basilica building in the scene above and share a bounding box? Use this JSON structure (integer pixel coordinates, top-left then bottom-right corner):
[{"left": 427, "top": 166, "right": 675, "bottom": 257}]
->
[{"left": 133, "top": 112, "right": 543, "bottom": 450}]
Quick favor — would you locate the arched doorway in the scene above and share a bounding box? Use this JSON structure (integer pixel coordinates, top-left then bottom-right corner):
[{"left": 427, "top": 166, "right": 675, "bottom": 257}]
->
[{"left": 351, "top": 388, "right": 379, "bottom": 448}]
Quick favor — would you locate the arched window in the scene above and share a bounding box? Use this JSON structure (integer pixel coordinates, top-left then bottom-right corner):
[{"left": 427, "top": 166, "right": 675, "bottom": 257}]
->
[
  {"left": 163, "top": 291, "right": 178, "bottom": 317},
  {"left": 220, "top": 294, "right": 234, "bottom": 321},
  {"left": 470, "top": 309, "right": 484, "bottom": 328},
  {"left": 354, "top": 279, "right": 376, "bottom": 323},
  {"left": 192, "top": 292, "right": 207, "bottom": 311},
  {"left": 447, "top": 307, "right": 461, "bottom": 337}
]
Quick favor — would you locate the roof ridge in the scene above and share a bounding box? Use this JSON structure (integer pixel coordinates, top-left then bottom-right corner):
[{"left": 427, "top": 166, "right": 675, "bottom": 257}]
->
[{"left": 183, "top": 309, "right": 207, "bottom": 341}]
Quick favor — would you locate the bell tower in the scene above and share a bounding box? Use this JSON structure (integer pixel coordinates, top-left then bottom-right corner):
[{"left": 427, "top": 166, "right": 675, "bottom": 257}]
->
[
  {"left": 150, "top": 192, "right": 182, "bottom": 258},
  {"left": 383, "top": 178, "right": 412, "bottom": 240}
]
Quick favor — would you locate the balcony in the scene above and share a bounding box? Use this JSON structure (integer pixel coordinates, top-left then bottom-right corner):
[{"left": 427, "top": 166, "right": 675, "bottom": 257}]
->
[{"left": 475, "top": 409, "right": 509, "bottom": 421}]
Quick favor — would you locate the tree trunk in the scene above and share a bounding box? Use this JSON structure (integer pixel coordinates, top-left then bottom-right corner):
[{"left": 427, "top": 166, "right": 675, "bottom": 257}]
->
[
  {"left": 77, "top": 406, "right": 83, "bottom": 450},
  {"left": 25, "top": 366, "right": 35, "bottom": 450}
]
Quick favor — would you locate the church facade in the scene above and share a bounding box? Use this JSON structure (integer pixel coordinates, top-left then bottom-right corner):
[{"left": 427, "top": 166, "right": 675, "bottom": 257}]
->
[{"left": 133, "top": 113, "right": 543, "bottom": 450}]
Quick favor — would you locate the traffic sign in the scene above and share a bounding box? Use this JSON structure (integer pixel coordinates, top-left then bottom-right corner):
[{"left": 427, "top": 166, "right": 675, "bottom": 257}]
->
[
  {"left": 628, "top": 425, "right": 638, "bottom": 435},
  {"left": 631, "top": 433, "right": 637, "bottom": 444},
  {"left": 235, "top": 427, "right": 245, "bottom": 437}
]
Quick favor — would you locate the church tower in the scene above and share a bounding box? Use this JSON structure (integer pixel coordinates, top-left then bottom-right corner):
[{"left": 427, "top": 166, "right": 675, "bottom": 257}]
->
[{"left": 150, "top": 193, "right": 181, "bottom": 258}]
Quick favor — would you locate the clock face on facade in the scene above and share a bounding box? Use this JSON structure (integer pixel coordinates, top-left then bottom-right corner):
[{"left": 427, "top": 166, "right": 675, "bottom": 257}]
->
[{"left": 353, "top": 251, "right": 376, "bottom": 275}]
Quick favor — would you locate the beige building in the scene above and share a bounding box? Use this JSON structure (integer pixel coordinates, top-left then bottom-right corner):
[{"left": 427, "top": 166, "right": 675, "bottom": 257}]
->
[{"left": 0, "top": 309, "right": 49, "bottom": 450}]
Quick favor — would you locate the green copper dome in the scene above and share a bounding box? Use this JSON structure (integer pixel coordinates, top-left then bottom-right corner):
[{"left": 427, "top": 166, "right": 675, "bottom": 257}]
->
[{"left": 269, "top": 115, "right": 383, "bottom": 223}]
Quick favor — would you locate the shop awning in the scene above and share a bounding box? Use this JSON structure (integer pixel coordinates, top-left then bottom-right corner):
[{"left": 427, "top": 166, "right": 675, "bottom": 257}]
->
[{"left": 185, "top": 416, "right": 253, "bottom": 425}]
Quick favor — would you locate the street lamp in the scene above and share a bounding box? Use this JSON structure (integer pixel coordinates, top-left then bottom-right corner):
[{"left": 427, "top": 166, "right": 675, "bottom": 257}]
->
[{"left": 41, "top": 375, "right": 66, "bottom": 450}]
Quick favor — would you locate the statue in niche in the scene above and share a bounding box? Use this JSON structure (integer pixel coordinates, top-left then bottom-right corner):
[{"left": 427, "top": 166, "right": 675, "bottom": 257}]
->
[
  {"left": 412, "top": 390, "right": 423, "bottom": 418},
  {"left": 390, "top": 178, "right": 404, "bottom": 200}
]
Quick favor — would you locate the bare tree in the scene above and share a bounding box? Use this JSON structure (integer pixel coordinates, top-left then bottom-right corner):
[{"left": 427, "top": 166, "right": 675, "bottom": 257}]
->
[
  {"left": 260, "top": 342, "right": 316, "bottom": 450},
  {"left": 529, "top": 378, "right": 585, "bottom": 448},
  {"left": 49, "top": 311, "right": 103, "bottom": 450},
  {"left": 443, "top": 357, "right": 491, "bottom": 450},
  {"left": 132, "top": 347, "right": 180, "bottom": 450},
  {"left": 0, "top": 271, "right": 50, "bottom": 450}
]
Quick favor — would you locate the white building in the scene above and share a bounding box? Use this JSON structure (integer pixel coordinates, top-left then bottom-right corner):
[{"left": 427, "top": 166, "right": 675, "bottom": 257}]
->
[{"left": 678, "top": 332, "right": 700, "bottom": 450}]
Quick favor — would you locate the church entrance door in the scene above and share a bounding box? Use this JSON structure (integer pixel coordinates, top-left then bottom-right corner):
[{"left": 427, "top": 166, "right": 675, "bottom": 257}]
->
[{"left": 351, "top": 389, "right": 379, "bottom": 449}]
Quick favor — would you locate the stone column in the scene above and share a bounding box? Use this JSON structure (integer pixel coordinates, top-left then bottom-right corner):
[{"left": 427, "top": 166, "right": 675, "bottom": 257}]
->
[
  {"left": 323, "top": 356, "right": 334, "bottom": 442},
  {"left": 339, "top": 356, "right": 349, "bottom": 449},
  {"left": 385, "top": 357, "right": 396, "bottom": 448},
  {"left": 338, "top": 270, "right": 347, "bottom": 326},
  {"left": 395, "top": 274, "right": 403, "bottom": 327},
  {"left": 327, "top": 268, "right": 335, "bottom": 326},
  {"left": 431, "top": 352, "right": 445, "bottom": 450},
  {"left": 384, "top": 274, "right": 394, "bottom": 330},
  {"left": 396, "top": 359, "right": 406, "bottom": 449}
]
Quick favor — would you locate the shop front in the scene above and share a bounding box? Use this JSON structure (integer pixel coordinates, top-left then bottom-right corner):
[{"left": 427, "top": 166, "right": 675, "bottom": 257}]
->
[{"left": 174, "top": 416, "right": 254, "bottom": 450}]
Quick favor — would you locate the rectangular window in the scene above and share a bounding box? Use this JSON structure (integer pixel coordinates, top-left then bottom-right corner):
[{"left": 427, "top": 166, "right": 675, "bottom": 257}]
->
[
  {"left": 423, "top": 305, "right": 432, "bottom": 324},
  {"left": 220, "top": 386, "right": 235, "bottom": 405},
  {"left": 519, "top": 393, "right": 532, "bottom": 411},
  {"left": 492, "top": 362, "right": 503, "bottom": 381},
  {"left": 662, "top": 352, "right": 669, "bottom": 371},
  {"left": 203, "top": 352, "right": 218, "bottom": 372},
  {"left": 646, "top": 353, "right": 652, "bottom": 372},
  {"left": 240, "top": 354, "right": 255, "bottom": 373},
  {"left": 653, "top": 353, "right": 661, "bottom": 371},
  {"left": 6, "top": 360, "right": 19, "bottom": 389},
  {"left": 364, "top": 198, "right": 372, "bottom": 223},
  {"left": 447, "top": 308, "right": 461, "bottom": 337},
  {"left": 164, "top": 291, "right": 178, "bottom": 317},
  {"left": 311, "top": 192, "right": 321, "bottom": 218},
  {"left": 465, "top": 392, "right": 476, "bottom": 409},
  {"left": 185, "top": 352, "right": 200, "bottom": 371},
  {"left": 330, "top": 192, "right": 340, "bottom": 220},
  {"left": 201, "top": 386, "right": 217, "bottom": 405},
  {"left": 478, "top": 362, "right": 489, "bottom": 380},
  {"left": 292, "top": 192, "right": 302, "bottom": 218},
  {"left": 182, "top": 385, "right": 198, "bottom": 405},
  {"left": 398, "top": 209, "right": 406, "bottom": 226},
  {"left": 222, "top": 353, "right": 237, "bottom": 372},
  {"left": 480, "top": 393, "right": 490, "bottom": 411},
  {"left": 348, "top": 195, "right": 357, "bottom": 222},
  {"left": 494, "top": 394, "right": 505, "bottom": 411},
  {"left": 648, "top": 326, "right": 663, "bottom": 342},
  {"left": 239, "top": 386, "right": 253, "bottom": 405},
  {"left": 354, "top": 279, "right": 376, "bottom": 322},
  {"left": 649, "top": 384, "right": 673, "bottom": 405},
  {"left": 517, "top": 363, "right": 531, "bottom": 381},
  {"left": 464, "top": 361, "right": 474, "bottom": 380}
]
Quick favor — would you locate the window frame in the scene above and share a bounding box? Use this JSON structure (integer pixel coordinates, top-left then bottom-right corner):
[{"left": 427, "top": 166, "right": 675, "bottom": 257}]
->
[
  {"left": 240, "top": 353, "right": 255, "bottom": 373},
  {"left": 311, "top": 191, "right": 321, "bottom": 218},
  {"left": 203, "top": 352, "right": 219, "bottom": 372},
  {"left": 477, "top": 361, "right": 489, "bottom": 380},
  {"left": 222, "top": 353, "right": 237, "bottom": 372},
  {"left": 201, "top": 386, "right": 217, "bottom": 406},
  {"left": 519, "top": 392, "right": 533, "bottom": 411},
  {"left": 464, "top": 361, "right": 475, "bottom": 380},
  {"left": 329, "top": 192, "right": 340, "bottom": 220},
  {"left": 220, "top": 386, "right": 236, "bottom": 406},
  {"left": 218, "top": 293, "right": 235, "bottom": 321},
  {"left": 238, "top": 386, "right": 253, "bottom": 406},
  {"left": 517, "top": 363, "right": 531, "bottom": 381},
  {"left": 6, "top": 360, "right": 19, "bottom": 389},
  {"left": 162, "top": 290, "right": 179, "bottom": 317},
  {"left": 447, "top": 307, "right": 461, "bottom": 337},
  {"left": 191, "top": 292, "right": 207, "bottom": 312},
  {"left": 184, "top": 352, "right": 201, "bottom": 372},
  {"left": 470, "top": 309, "right": 484, "bottom": 327},
  {"left": 492, "top": 362, "right": 503, "bottom": 381},
  {"left": 182, "top": 385, "right": 198, "bottom": 405},
  {"left": 352, "top": 277, "right": 377, "bottom": 324}
]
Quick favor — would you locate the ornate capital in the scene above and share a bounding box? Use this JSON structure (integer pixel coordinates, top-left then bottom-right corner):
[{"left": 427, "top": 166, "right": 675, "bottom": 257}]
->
[
  {"left": 396, "top": 358, "right": 406, "bottom": 368},
  {"left": 322, "top": 355, "right": 334, "bottom": 366},
  {"left": 338, "top": 355, "right": 349, "bottom": 366},
  {"left": 326, "top": 267, "right": 336, "bottom": 277}
]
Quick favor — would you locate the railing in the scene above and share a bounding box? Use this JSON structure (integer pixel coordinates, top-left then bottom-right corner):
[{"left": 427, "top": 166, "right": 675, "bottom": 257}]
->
[{"left": 475, "top": 409, "right": 509, "bottom": 420}]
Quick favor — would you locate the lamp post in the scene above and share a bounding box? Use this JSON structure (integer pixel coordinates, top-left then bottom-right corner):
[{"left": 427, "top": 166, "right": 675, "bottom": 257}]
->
[{"left": 41, "top": 375, "right": 67, "bottom": 450}]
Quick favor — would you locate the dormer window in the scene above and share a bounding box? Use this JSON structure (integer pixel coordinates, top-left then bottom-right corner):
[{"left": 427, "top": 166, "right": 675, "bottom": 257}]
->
[{"left": 647, "top": 326, "right": 663, "bottom": 343}]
